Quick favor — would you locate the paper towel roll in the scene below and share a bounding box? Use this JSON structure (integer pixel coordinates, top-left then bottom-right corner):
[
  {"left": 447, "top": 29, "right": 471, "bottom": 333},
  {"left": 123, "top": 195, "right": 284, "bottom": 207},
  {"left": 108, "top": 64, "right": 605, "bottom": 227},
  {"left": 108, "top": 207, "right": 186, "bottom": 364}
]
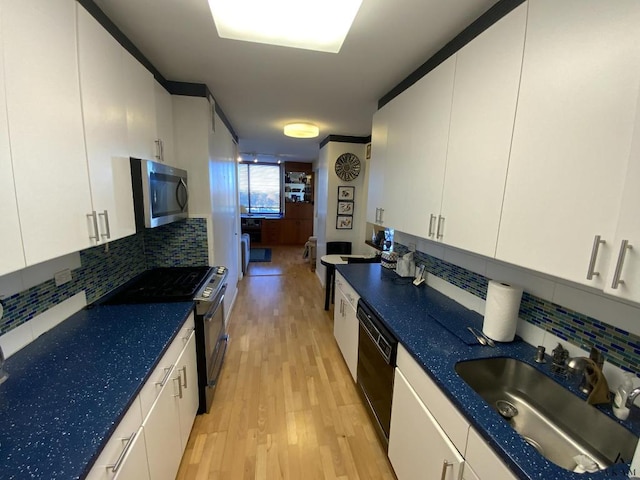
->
[{"left": 482, "top": 280, "right": 523, "bottom": 342}]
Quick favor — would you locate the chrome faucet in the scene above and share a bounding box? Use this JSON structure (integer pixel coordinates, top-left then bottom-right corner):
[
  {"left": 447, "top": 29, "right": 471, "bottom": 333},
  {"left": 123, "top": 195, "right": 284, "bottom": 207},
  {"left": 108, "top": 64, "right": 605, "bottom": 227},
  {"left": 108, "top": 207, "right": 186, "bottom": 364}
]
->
[
  {"left": 567, "top": 347, "right": 605, "bottom": 395},
  {"left": 626, "top": 387, "right": 640, "bottom": 408}
]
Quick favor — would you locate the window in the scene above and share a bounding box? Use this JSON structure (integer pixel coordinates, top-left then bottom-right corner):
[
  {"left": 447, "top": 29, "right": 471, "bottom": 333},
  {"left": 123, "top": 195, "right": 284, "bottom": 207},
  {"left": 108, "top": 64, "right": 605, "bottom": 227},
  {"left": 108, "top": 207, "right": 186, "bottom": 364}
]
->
[{"left": 238, "top": 163, "right": 282, "bottom": 215}]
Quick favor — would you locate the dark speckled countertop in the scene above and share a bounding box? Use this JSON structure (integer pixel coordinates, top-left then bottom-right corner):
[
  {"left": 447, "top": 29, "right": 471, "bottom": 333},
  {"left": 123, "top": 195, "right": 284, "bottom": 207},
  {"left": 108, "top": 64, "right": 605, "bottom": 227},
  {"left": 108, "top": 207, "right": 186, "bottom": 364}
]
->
[
  {"left": 0, "top": 301, "right": 194, "bottom": 480},
  {"left": 336, "top": 263, "right": 639, "bottom": 480}
]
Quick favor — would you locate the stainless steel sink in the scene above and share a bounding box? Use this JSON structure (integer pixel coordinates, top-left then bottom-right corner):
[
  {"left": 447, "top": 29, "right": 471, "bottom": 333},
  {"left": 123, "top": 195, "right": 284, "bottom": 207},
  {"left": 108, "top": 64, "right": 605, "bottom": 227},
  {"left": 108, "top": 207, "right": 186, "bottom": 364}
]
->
[{"left": 455, "top": 357, "right": 638, "bottom": 472}]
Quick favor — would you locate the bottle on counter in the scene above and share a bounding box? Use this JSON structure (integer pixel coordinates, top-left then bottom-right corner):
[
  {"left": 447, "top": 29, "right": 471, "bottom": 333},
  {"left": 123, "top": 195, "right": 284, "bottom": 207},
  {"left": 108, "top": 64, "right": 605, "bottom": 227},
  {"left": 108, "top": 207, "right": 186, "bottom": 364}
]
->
[{"left": 613, "top": 372, "right": 634, "bottom": 421}]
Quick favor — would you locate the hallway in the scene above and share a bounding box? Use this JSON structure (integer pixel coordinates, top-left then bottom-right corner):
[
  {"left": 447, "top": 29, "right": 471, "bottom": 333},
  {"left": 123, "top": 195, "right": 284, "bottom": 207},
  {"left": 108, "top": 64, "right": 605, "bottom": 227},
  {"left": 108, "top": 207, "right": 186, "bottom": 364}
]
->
[{"left": 176, "top": 246, "right": 396, "bottom": 479}]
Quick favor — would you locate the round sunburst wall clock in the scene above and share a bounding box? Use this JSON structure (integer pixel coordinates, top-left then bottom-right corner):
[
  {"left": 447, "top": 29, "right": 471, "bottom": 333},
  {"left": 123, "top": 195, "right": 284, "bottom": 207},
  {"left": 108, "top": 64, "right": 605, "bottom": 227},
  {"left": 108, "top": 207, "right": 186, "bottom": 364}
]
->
[{"left": 334, "top": 153, "right": 361, "bottom": 181}]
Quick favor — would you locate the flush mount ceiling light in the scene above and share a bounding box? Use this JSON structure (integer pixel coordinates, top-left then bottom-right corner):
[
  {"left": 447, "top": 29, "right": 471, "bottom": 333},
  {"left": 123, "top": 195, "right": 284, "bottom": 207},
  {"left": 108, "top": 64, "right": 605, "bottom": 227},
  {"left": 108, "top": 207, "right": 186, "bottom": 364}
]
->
[
  {"left": 284, "top": 122, "right": 320, "bottom": 139},
  {"left": 208, "top": 0, "right": 363, "bottom": 53}
]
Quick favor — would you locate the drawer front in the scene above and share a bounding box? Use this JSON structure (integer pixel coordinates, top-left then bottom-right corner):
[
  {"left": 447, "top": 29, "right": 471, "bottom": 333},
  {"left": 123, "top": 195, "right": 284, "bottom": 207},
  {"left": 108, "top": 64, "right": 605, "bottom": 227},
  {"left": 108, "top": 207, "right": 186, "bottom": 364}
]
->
[
  {"left": 335, "top": 272, "right": 360, "bottom": 309},
  {"left": 139, "top": 312, "right": 195, "bottom": 419},
  {"left": 86, "top": 397, "right": 143, "bottom": 480},
  {"left": 396, "top": 344, "right": 469, "bottom": 454}
]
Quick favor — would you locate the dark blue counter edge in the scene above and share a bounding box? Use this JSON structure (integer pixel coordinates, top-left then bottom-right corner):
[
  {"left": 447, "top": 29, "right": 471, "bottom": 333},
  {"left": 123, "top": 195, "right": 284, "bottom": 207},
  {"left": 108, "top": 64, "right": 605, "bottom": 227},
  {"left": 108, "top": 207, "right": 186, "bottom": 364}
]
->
[
  {"left": 79, "top": 305, "right": 194, "bottom": 479},
  {"left": 336, "top": 264, "right": 636, "bottom": 480}
]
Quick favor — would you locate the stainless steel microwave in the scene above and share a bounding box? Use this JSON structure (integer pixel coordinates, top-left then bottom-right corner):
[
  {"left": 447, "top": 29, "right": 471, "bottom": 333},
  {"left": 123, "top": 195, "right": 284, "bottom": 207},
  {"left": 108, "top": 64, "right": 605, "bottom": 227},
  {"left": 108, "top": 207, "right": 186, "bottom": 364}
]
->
[{"left": 130, "top": 158, "right": 189, "bottom": 230}]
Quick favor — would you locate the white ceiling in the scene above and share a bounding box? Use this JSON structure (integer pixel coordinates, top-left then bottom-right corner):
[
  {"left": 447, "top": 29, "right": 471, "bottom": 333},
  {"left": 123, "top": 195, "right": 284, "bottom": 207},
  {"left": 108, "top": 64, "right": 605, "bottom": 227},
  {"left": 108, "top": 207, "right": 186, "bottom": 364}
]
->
[{"left": 93, "top": 0, "right": 499, "bottom": 162}]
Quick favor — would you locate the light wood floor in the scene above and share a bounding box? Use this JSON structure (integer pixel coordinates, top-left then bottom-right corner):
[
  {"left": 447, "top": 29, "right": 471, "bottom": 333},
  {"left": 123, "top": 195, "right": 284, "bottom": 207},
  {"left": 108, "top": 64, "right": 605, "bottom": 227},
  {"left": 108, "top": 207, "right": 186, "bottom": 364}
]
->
[{"left": 176, "top": 246, "right": 396, "bottom": 480}]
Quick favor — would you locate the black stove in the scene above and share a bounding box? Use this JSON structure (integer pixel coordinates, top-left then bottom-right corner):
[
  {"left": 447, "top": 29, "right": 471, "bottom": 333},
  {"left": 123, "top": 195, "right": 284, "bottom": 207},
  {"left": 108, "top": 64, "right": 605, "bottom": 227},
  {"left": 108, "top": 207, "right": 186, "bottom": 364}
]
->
[{"left": 105, "top": 266, "right": 213, "bottom": 304}]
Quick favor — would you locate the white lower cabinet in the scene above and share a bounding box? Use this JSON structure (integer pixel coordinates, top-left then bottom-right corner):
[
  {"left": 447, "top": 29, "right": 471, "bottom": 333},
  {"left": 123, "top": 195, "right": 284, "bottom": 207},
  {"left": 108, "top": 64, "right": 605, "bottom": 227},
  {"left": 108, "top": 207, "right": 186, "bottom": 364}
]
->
[
  {"left": 86, "top": 398, "right": 147, "bottom": 480},
  {"left": 389, "top": 345, "right": 517, "bottom": 480},
  {"left": 142, "top": 365, "right": 183, "bottom": 480},
  {"left": 176, "top": 331, "right": 199, "bottom": 450},
  {"left": 333, "top": 272, "right": 360, "bottom": 382},
  {"left": 143, "top": 326, "right": 198, "bottom": 480},
  {"left": 87, "top": 313, "right": 197, "bottom": 480},
  {"left": 389, "top": 369, "right": 464, "bottom": 480},
  {"left": 112, "top": 427, "right": 150, "bottom": 480},
  {"left": 465, "top": 427, "right": 518, "bottom": 480}
]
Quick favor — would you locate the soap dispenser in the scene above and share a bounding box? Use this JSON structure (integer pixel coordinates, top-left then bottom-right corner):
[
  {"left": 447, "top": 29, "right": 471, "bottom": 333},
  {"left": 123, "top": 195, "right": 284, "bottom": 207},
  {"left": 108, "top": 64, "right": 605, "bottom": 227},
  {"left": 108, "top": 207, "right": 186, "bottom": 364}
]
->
[{"left": 614, "top": 373, "right": 634, "bottom": 421}]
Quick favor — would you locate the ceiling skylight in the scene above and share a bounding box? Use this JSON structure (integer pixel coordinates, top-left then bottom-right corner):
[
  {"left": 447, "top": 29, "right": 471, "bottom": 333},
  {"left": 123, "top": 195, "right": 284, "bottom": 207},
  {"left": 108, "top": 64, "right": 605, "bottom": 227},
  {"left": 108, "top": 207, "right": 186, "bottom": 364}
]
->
[{"left": 208, "top": 0, "right": 363, "bottom": 53}]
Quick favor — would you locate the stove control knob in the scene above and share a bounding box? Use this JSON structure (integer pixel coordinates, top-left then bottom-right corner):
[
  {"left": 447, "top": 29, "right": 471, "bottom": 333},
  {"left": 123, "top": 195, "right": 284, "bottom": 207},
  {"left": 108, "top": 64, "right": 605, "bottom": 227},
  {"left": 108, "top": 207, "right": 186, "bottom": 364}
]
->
[{"left": 203, "top": 288, "right": 212, "bottom": 297}]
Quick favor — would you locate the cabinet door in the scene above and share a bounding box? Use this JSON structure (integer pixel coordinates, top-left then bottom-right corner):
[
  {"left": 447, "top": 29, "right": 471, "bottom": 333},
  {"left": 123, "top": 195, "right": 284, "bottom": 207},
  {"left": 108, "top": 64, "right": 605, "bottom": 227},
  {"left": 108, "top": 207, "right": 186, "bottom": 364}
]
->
[
  {"left": 86, "top": 397, "right": 145, "bottom": 480},
  {"left": 465, "top": 428, "right": 518, "bottom": 480},
  {"left": 496, "top": 0, "right": 640, "bottom": 287},
  {"left": 3, "top": 0, "right": 93, "bottom": 266},
  {"left": 77, "top": 5, "right": 135, "bottom": 244},
  {"left": 112, "top": 427, "right": 150, "bottom": 480},
  {"left": 154, "top": 81, "right": 174, "bottom": 164},
  {"left": 366, "top": 104, "right": 389, "bottom": 224},
  {"left": 384, "top": 90, "right": 412, "bottom": 231},
  {"left": 401, "top": 55, "right": 456, "bottom": 239},
  {"left": 176, "top": 331, "right": 199, "bottom": 450},
  {"left": 440, "top": 5, "right": 526, "bottom": 257},
  {"left": 333, "top": 274, "right": 359, "bottom": 382},
  {"left": 389, "top": 369, "right": 463, "bottom": 480},
  {"left": 604, "top": 86, "right": 640, "bottom": 302},
  {"left": 0, "top": 2, "right": 25, "bottom": 277},
  {"left": 143, "top": 365, "right": 182, "bottom": 480},
  {"left": 124, "top": 50, "right": 157, "bottom": 160}
]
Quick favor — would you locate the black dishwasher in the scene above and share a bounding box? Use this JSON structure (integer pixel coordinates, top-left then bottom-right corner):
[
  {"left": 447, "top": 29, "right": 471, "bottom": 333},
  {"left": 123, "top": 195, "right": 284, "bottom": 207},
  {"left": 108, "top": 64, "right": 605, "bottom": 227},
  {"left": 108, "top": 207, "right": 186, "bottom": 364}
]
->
[{"left": 356, "top": 299, "right": 397, "bottom": 449}]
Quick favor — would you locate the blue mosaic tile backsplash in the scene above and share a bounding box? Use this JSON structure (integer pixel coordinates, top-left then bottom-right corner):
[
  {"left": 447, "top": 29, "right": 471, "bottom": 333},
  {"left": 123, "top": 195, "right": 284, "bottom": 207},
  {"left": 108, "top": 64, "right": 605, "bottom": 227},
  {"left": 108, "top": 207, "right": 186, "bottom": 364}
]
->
[
  {"left": 395, "top": 242, "right": 640, "bottom": 374},
  {"left": 0, "top": 218, "right": 208, "bottom": 336}
]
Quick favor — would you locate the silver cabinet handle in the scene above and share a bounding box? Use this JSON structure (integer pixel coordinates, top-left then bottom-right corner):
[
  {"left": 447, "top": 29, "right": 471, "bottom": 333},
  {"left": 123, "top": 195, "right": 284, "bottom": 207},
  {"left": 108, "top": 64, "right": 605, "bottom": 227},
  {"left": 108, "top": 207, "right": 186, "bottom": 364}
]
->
[
  {"left": 173, "top": 375, "right": 183, "bottom": 399},
  {"left": 181, "top": 365, "right": 187, "bottom": 388},
  {"left": 436, "top": 215, "right": 445, "bottom": 239},
  {"left": 440, "top": 460, "right": 452, "bottom": 480},
  {"left": 98, "top": 210, "right": 111, "bottom": 240},
  {"left": 339, "top": 299, "right": 344, "bottom": 316},
  {"left": 182, "top": 327, "right": 194, "bottom": 342},
  {"left": 155, "top": 139, "right": 163, "bottom": 161},
  {"left": 155, "top": 365, "right": 173, "bottom": 387},
  {"left": 107, "top": 431, "right": 137, "bottom": 473},
  {"left": 611, "top": 239, "right": 632, "bottom": 289},
  {"left": 586, "top": 235, "right": 606, "bottom": 279},
  {"left": 87, "top": 211, "right": 99, "bottom": 242},
  {"left": 428, "top": 214, "right": 437, "bottom": 238}
]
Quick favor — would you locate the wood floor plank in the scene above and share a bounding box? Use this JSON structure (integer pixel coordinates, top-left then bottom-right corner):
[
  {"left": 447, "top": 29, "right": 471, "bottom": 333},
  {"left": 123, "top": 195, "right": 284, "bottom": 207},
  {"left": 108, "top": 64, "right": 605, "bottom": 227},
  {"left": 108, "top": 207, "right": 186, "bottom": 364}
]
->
[{"left": 176, "top": 246, "right": 395, "bottom": 479}]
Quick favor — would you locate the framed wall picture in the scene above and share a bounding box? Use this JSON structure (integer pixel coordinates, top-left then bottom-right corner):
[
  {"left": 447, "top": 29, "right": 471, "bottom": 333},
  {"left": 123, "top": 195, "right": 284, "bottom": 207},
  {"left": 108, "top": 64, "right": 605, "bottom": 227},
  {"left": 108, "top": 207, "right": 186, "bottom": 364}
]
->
[
  {"left": 336, "top": 216, "right": 353, "bottom": 230},
  {"left": 337, "top": 201, "right": 354, "bottom": 215},
  {"left": 338, "top": 186, "right": 355, "bottom": 201}
]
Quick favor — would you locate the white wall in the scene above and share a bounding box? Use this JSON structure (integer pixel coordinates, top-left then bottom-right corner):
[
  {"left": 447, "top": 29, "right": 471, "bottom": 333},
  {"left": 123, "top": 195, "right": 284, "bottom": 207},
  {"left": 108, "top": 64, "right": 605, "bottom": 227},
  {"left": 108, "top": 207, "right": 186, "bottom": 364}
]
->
[
  {"left": 315, "top": 141, "right": 368, "bottom": 285},
  {"left": 172, "top": 95, "right": 239, "bottom": 321}
]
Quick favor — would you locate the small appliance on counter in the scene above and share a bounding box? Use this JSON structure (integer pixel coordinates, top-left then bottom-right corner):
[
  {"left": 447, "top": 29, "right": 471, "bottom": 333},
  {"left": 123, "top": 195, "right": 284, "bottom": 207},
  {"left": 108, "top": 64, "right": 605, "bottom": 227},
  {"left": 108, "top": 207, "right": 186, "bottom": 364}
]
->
[{"left": 104, "top": 265, "right": 228, "bottom": 414}]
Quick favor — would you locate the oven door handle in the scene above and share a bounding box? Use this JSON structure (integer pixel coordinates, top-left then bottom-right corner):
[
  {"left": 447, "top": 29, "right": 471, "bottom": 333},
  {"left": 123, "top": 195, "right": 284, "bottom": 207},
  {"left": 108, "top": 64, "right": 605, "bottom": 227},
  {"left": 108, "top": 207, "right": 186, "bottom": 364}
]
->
[
  {"left": 208, "top": 334, "right": 229, "bottom": 387},
  {"left": 204, "top": 286, "right": 226, "bottom": 323}
]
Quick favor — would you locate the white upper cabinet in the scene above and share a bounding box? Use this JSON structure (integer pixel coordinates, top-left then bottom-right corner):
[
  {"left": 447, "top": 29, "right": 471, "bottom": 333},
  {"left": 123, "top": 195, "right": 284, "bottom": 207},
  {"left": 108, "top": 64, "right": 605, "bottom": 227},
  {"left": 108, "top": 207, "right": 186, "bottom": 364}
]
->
[
  {"left": 440, "top": 4, "right": 527, "bottom": 257},
  {"left": 496, "top": 0, "right": 640, "bottom": 288},
  {"left": 604, "top": 87, "right": 640, "bottom": 303},
  {"left": 366, "top": 104, "right": 389, "bottom": 225},
  {"left": 154, "top": 81, "right": 175, "bottom": 164},
  {"left": 0, "top": 3, "right": 26, "bottom": 277},
  {"left": 124, "top": 50, "right": 157, "bottom": 160},
  {"left": 3, "top": 0, "right": 94, "bottom": 266},
  {"left": 77, "top": 6, "right": 135, "bottom": 243},
  {"left": 402, "top": 56, "right": 456, "bottom": 240}
]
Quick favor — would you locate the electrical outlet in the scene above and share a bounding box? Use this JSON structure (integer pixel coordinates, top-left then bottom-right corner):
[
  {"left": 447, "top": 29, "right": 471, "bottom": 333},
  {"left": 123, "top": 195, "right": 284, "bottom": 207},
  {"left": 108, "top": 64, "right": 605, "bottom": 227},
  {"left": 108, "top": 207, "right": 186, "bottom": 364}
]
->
[
  {"left": 54, "top": 269, "right": 72, "bottom": 287},
  {"left": 408, "top": 243, "right": 416, "bottom": 252}
]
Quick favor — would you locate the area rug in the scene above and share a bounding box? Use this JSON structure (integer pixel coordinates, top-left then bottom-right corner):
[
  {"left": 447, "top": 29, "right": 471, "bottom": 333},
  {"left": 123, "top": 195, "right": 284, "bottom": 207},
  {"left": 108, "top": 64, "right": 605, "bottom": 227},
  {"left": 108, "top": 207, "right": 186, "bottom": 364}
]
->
[{"left": 249, "top": 248, "right": 272, "bottom": 263}]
